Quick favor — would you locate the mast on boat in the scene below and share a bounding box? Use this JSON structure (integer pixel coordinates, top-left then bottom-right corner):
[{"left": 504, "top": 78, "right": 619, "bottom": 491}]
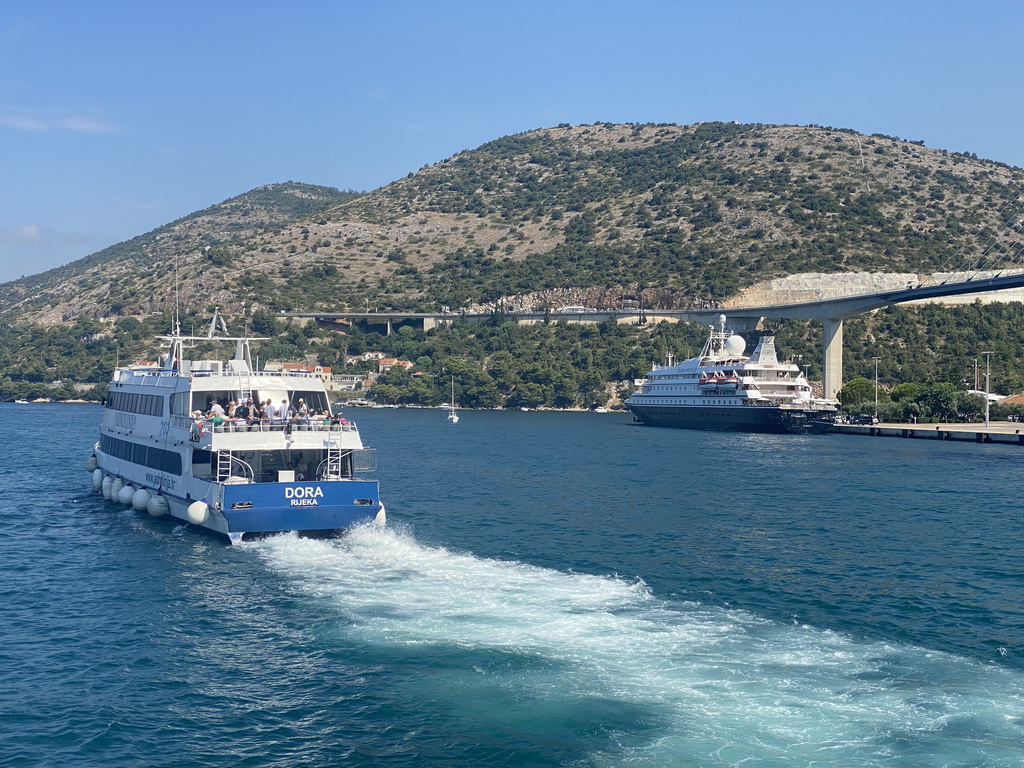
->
[{"left": 158, "top": 307, "right": 267, "bottom": 372}]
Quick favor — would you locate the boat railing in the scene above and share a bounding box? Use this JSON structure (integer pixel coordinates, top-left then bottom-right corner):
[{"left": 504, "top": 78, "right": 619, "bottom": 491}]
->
[
  {"left": 213, "top": 419, "right": 358, "bottom": 434},
  {"left": 180, "top": 416, "right": 359, "bottom": 434},
  {"left": 218, "top": 454, "right": 255, "bottom": 482},
  {"left": 315, "top": 447, "right": 377, "bottom": 480},
  {"left": 117, "top": 366, "right": 312, "bottom": 380},
  {"left": 185, "top": 369, "right": 326, "bottom": 379}
]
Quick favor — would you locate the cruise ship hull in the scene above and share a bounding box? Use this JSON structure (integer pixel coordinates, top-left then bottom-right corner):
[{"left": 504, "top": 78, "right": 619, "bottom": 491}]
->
[{"left": 627, "top": 403, "right": 834, "bottom": 434}]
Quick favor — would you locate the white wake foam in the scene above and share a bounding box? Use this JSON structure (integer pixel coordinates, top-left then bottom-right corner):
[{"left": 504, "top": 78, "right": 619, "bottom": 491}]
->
[{"left": 250, "top": 526, "right": 1024, "bottom": 765}]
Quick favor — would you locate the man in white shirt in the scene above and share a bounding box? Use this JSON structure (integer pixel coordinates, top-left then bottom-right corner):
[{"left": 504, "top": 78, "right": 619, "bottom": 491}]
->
[{"left": 264, "top": 399, "right": 279, "bottom": 422}]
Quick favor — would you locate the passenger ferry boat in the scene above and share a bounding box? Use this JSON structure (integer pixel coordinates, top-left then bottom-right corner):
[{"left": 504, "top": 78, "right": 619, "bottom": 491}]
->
[
  {"left": 625, "top": 315, "right": 837, "bottom": 434},
  {"left": 86, "top": 312, "right": 385, "bottom": 543}
]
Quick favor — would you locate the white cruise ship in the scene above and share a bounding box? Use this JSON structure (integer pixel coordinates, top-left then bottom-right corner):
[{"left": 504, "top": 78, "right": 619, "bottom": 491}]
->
[
  {"left": 625, "top": 315, "right": 837, "bottom": 434},
  {"left": 87, "top": 312, "right": 385, "bottom": 543}
]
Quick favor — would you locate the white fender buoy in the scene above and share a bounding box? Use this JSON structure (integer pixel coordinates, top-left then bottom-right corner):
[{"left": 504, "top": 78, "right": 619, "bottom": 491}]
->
[
  {"left": 110, "top": 478, "right": 124, "bottom": 501},
  {"left": 91, "top": 468, "right": 104, "bottom": 492},
  {"left": 374, "top": 503, "right": 387, "bottom": 528},
  {"left": 117, "top": 484, "right": 136, "bottom": 506},
  {"left": 131, "top": 488, "right": 151, "bottom": 511},
  {"left": 101, "top": 475, "right": 114, "bottom": 500},
  {"left": 146, "top": 494, "right": 169, "bottom": 517},
  {"left": 186, "top": 501, "right": 209, "bottom": 525},
  {"left": 84, "top": 455, "right": 98, "bottom": 472}
]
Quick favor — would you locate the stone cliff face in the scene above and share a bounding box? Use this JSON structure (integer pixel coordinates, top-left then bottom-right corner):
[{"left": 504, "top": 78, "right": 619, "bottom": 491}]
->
[{"left": 729, "top": 271, "right": 1024, "bottom": 308}]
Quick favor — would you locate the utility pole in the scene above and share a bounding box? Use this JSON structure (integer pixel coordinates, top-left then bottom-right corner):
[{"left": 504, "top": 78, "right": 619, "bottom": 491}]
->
[
  {"left": 982, "top": 351, "right": 993, "bottom": 428},
  {"left": 872, "top": 356, "right": 880, "bottom": 421}
]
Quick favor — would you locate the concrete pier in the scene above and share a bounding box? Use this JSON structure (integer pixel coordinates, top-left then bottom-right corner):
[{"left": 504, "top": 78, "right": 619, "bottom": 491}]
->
[{"left": 831, "top": 421, "right": 1024, "bottom": 446}]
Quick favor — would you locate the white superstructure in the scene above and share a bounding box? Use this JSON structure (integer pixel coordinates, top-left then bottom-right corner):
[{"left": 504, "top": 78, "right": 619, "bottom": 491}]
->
[
  {"left": 626, "top": 315, "right": 837, "bottom": 433},
  {"left": 88, "top": 311, "right": 385, "bottom": 543}
]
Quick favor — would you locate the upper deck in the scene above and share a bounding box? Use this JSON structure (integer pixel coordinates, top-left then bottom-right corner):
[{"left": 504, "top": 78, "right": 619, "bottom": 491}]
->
[
  {"left": 181, "top": 416, "right": 366, "bottom": 452},
  {"left": 113, "top": 364, "right": 330, "bottom": 389}
]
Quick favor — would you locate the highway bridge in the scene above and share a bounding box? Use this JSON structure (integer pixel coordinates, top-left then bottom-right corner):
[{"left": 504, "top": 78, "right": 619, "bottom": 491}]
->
[{"left": 285, "top": 271, "right": 1024, "bottom": 400}]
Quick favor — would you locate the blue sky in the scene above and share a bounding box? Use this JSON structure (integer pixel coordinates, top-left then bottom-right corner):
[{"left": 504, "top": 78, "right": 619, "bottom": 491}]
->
[{"left": 1, "top": 0, "right": 1021, "bottom": 284}]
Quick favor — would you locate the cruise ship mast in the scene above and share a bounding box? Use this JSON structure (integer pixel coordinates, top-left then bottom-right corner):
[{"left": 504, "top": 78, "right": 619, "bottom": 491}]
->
[{"left": 699, "top": 314, "right": 745, "bottom": 364}]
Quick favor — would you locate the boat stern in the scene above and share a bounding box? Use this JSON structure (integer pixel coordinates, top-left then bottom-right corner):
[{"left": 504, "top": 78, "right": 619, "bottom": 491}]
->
[{"left": 216, "top": 479, "right": 383, "bottom": 540}]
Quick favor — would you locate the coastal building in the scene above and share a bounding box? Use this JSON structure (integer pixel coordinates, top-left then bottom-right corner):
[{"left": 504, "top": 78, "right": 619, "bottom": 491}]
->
[
  {"left": 331, "top": 374, "right": 368, "bottom": 392},
  {"left": 378, "top": 358, "right": 413, "bottom": 374}
]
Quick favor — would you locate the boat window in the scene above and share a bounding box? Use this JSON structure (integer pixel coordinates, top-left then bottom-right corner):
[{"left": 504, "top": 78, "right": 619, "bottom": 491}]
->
[
  {"left": 107, "top": 391, "right": 163, "bottom": 416},
  {"left": 100, "top": 434, "right": 182, "bottom": 475},
  {"left": 192, "top": 449, "right": 214, "bottom": 479},
  {"left": 170, "top": 392, "right": 189, "bottom": 417}
]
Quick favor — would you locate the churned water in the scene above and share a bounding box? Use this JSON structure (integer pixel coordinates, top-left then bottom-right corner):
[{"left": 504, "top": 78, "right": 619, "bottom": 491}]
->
[{"left": 2, "top": 403, "right": 1023, "bottom": 766}]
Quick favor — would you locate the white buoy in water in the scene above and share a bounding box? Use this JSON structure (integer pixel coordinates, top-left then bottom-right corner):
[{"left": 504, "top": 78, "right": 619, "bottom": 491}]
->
[
  {"left": 117, "top": 484, "right": 135, "bottom": 506},
  {"left": 131, "top": 487, "right": 151, "bottom": 511},
  {"left": 91, "top": 468, "right": 104, "bottom": 492},
  {"left": 146, "top": 494, "right": 169, "bottom": 517},
  {"left": 110, "top": 478, "right": 124, "bottom": 501},
  {"left": 101, "top": 475, "right": 114, "bottom": 500},
  {"left": 186, "top": 501, "right": 209, "bottom": 525},
  {"left": 84, "top": 455, "right": 98, "bottom": 472}
]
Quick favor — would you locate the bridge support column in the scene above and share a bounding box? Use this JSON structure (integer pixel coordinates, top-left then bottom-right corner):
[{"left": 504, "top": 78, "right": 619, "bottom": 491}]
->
[
  {"left": 823, "top": 318, "right": 843, "bottom": 401},
  {"left": 386, "top": 319, "right": 392, "bottom": 336}
]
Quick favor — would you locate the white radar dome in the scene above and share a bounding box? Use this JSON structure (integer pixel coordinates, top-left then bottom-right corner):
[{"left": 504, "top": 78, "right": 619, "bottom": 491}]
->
[{"left": 724, "top": 334, "right": 746, "bottom": 356}]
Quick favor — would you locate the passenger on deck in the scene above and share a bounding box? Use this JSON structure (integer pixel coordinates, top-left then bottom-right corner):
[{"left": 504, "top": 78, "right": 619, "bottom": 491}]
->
[
  {"left": 234, "top": 399, "right": 250, "bottom": 430},
  {"left": 265, "top": 399, "right": 280, "bottom": 424},
  {"left": 208, "top": 400, "right": 224, "bottom": 419}
]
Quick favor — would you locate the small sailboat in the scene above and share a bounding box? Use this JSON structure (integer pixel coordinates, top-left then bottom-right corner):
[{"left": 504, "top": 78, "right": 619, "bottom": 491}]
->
[{"left": 447, "top": 377, "right": 459, "bottom": 423}]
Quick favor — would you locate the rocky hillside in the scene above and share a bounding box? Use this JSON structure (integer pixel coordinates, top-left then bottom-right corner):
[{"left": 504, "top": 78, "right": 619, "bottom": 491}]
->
[
  {"left": 0, "top": 182, "right": 358, "bottom": 323},
  {"left": 3, "top": 122, "right": 1024, "bottom": 325}
]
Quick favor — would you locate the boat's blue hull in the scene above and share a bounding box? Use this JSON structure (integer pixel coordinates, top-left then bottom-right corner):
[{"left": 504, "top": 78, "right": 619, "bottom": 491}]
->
[
  {"left": 95, "top": 454, "right": 383, "bottom": 542},
  {"left": 219, "top": 479, "right": 382, "bottom": 537},
  {"left": 626, "top": 402, "right": 834, "bottom": 434}
]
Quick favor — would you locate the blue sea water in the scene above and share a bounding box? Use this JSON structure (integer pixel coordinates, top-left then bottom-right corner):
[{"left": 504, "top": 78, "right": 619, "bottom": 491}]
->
[{"left": 2, "top": 402, "right": 1024, "bottom": 766}]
